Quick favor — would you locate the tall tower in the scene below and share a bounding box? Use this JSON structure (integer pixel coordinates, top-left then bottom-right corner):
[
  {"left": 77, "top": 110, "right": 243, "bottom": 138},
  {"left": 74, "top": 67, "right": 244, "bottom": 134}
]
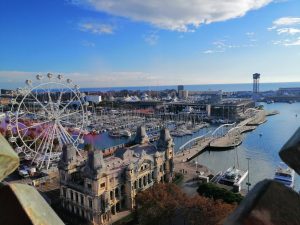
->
[
  {"left": 178, "top": 85, "right": 184, "bottom": 93},
  {"left": 253, "top": 73, "right": 260, "bottom": 94}
]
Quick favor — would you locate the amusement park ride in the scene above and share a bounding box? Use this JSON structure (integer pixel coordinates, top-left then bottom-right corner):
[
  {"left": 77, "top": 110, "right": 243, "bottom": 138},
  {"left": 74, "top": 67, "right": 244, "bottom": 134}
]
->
[{"left": 6, "top": 73, "right": 89, "bottom": 170}]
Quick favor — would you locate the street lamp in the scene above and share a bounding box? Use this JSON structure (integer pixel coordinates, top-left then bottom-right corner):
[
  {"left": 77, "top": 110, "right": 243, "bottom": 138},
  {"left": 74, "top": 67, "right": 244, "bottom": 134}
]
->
[{"left": 246, "top": 157, "right": 251, "bottom": 193}]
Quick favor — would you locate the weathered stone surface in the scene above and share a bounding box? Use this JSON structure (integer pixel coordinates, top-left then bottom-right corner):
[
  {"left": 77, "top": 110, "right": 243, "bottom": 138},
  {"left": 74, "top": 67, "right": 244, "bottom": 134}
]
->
[
  {"left": 157, "top": 128, "right": 174, "bottom": 150},
  {"left": 135, "top": 126, "right": 149, "bottom": 144},
  {"left": 0, "top": 134, "right": 19, "bottom": 181},
  {"left": 0, "top": 133, "right": 63, "bottom": 224},
  {"left": 0, "top": 183, "right": 64, "bottom": 225},
  {"left": 279, "top": 127, "right": 300, "bottom": 175},
  {"left": 224, "top": 180, "right": 300, "bottom": 225}
]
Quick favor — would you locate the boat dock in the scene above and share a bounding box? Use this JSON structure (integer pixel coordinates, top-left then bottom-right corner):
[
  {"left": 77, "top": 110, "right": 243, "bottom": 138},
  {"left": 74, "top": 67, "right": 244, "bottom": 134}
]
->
[{"left": 174, "top": 109, "right": 269, "bottom": 161}]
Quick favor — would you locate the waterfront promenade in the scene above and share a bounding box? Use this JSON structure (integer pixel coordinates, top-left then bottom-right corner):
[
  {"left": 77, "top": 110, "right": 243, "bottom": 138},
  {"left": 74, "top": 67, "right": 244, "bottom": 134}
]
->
[
  {"left": 174, "top": 137, "right": 213, "bottom": 163},
  {"left": 173, "top": 110, "right": 269, "bottom": 186}
]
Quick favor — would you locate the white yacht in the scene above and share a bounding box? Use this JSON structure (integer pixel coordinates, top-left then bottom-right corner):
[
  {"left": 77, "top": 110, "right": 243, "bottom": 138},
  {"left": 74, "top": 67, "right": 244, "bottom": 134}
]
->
[
  {"left": 218, "top": 166, "right": 248, "bottom": 186},
  {"left": 274, "top": 165, "right": 295, "bottom": 188},
  {"left": 120, "top": 129, "right": 132, "bottom": 137},
  {"left": 216, "top": 166, "right": 248, "bottom": 192}
]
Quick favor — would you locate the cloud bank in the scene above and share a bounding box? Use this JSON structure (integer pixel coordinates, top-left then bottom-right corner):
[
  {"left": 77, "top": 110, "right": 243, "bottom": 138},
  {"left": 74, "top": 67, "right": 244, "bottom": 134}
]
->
[
  {"left": 72, "top": 0, "right": 273, "bottom": 32},
  {"left": 269, "top": 17, "right": 300, "bottom": 46}
]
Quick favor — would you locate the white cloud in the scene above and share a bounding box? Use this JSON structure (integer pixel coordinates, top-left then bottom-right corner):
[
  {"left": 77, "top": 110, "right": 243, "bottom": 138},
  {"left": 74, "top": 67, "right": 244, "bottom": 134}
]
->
[
  {"left": 203, "top": 50, "right": 223, "bottom": 54},
  {"left": 284, "top": 38, "right": 300, "bottom": 46},
  {"left": 81, "top": 40, "right": 96, "bottom": 47},
  {"left": 273, "top": 17, "right": 300, "bottom": 27},
  {"left": 277, "top": 28, "right": 300, "bottom": 35},
  {"left": 269, "top": 17, "right": 300, "bottom": 47},
  {"left": 272, "top": 37, "right": 300, "bottom": 46},
  {"left": 246, "top": 32, "right": 255, "bottom": 36},
  {"left": 72, "top": 0, "right": 273, "bottom": 32},
  {"left": 203, "top": 38, "right": 253, "bottom": 54},
  {"left": 144, "top": 31, "right": 159, "bottom": 45},
  {"left": 78, "top": 21, "right": 115, "bottom": 34}
]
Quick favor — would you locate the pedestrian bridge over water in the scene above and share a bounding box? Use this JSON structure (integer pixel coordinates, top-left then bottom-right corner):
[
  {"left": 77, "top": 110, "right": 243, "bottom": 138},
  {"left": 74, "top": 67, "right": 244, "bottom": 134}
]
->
[{"left": 175, "top": 108, "right": 265, "bottom": 161}]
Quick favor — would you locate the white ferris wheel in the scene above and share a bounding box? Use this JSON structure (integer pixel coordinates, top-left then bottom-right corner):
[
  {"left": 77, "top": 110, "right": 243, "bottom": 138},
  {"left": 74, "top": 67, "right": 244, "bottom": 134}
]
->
[{"left": 7, "top": 73, "right": 89, "bottom": 170}]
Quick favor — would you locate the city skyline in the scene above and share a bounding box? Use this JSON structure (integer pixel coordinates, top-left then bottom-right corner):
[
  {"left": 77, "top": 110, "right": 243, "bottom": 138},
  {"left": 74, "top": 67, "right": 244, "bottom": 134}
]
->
[{"left": 1, "top": 0, "right": 300, "bottom": 89}]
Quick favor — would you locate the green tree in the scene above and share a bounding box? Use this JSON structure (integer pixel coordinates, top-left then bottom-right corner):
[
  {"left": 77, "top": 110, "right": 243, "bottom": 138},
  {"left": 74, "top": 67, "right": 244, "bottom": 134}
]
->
[{"left": 197, "top": 183, "right": 243, "bottom": 204}]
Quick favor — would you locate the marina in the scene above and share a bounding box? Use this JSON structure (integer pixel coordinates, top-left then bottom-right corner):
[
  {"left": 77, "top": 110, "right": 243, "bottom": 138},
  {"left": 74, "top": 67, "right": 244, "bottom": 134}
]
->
[
  {"left": 1, "top": 1, "right": 300, "bottom": 223},
  {"left": 80, "top": 102, "right": 300, "bottom": 192},
  {"left": 194, "top": 102, "right": 300, "bottom": 191},
  {"left": 0, "top": 78, "right": 299, "bottom": 196}
]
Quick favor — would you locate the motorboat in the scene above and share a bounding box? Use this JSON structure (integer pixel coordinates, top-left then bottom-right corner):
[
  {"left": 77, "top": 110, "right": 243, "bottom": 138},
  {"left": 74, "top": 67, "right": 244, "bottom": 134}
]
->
[
  {"left": 274, "top": 164, "right": 295, "bottom": 188},
  {"left": 119, "top": 129, "right": 132, "bottom": 137}
]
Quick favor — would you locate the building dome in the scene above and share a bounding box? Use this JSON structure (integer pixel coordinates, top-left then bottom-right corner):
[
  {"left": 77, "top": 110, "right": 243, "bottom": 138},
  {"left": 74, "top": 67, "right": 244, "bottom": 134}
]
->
[
  {"left": 157, "top": 128, "right": 174, "bottom": 150},
  {"left": 84, "top": 149, "right": 106, "bottom": 179},
  {"left": 87, "top": 150, "right": 105, "bottom": 171},
  {"left": 60, "top": 144, "right": 76, "bottom": 165},
  {"left": 134, "top": 126, "right": 149, "bottom": 144}
]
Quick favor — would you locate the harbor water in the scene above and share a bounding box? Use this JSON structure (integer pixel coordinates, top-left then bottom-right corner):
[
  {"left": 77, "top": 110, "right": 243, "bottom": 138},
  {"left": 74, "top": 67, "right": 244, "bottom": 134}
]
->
[
  {"left": 194, "top": 102, "right": 300, "bottom": 191},
  {"left": 84, "top": 102, "right": 300, "bottom": 191}
]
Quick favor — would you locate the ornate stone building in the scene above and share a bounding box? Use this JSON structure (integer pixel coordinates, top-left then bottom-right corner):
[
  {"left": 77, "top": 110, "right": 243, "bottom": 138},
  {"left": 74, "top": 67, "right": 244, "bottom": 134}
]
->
[{"left": 58, "top": 126, "right": 174, "bottom": 225}]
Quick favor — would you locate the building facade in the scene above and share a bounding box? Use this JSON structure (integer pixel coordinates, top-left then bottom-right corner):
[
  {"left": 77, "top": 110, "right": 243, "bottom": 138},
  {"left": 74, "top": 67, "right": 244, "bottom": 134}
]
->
[
  {"left": 178, "top": 90, "right": 189, "bottom": 99},
  {"left": 58, "top": 127, "right": 174, "bottom": 225},
  {"left": 210, "top": 99, "right": 255, "bottom": 120}
]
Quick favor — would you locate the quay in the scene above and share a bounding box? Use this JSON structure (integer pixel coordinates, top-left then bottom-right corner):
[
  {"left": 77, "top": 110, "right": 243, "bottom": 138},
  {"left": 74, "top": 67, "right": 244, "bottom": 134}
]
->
[
  {"left": 174, "top": 109, "right": 270, "bottom": 168},
  {"left": 174, "top": 137, "right": 213, "bottom": 163}
]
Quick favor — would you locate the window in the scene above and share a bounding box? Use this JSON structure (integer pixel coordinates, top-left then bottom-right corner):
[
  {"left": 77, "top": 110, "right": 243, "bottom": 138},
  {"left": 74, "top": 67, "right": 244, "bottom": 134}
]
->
[
  {"left": 81, "top": 195, "right": 84, "bottom": 205},
  {"left": 121, "top": 185, "right": 125, "bottom": 194},
  {"left": 75, "top": 193, "right": 78, "bottom": 202},
  {"left": 87, "top": 183, "right": 92, "bottom": 189},
  {"left": 62, "top": 188, "right": 66, "bottom": 198},
  {"left": 134, "top": 181, "right": 137, "bottom": 189},
  {"left": 101, "top": 182, "right": 105, "bottom": 188},
  {"left": 89, "top": 199, "right": 93, "bottom": 208},
  {"left": 70, "top": 191, "right": 74, "bottom": 201},
  {"left": 115, "top": 188, "right": 119, "bottom": 198}
]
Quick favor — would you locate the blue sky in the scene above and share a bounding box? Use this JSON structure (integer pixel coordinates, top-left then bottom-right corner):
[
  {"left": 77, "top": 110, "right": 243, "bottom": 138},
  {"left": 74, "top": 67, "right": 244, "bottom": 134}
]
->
[{"left": 0, "top": 0, "right": 300, "bottom": 89}]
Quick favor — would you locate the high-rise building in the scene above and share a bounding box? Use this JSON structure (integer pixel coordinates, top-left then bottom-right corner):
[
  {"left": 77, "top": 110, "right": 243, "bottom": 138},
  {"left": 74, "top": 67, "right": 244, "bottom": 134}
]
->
[
  {"left": 253, "top": 73, "right": 260, "bottom": 94},
  {"left": 177, "top": 85, "right": 184, "bottom": 93},
  {"left": 178, "top": 90, "right": 189, "bottom": 99}
]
